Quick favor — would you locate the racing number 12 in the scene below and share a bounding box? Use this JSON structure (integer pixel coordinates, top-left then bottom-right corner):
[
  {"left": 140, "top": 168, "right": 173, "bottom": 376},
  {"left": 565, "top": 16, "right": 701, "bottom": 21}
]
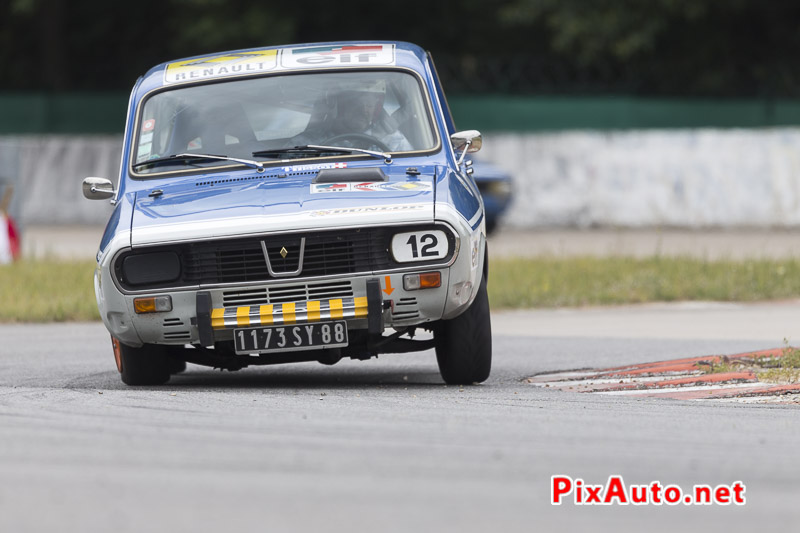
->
[{"left": 406, "top": 233, "right": 438, "bottom": 258}]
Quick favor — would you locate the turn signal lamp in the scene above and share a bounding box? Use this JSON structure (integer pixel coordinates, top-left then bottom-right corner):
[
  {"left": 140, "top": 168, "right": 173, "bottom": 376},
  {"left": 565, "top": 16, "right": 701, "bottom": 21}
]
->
[
  {"left": 133, "top": 296, "right": 173, "bottom": 314},
  {"left": 403, "top": 272, "right": 441, "bottom": 291}
]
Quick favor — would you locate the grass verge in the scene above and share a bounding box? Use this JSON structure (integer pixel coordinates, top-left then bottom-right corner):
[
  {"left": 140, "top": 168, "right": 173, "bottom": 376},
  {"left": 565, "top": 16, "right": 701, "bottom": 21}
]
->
[
  {"left": 0, "top": 260, "right": 99, "bottom": 322},
  {"left": 704, "top": 344, "right": 800, "bottom": 384},
  {"left": 488, "top": 256, "right": 800, "bottom": 309},
  {"left": 3, "top": 256, "right": 800, "bottom": 322}
]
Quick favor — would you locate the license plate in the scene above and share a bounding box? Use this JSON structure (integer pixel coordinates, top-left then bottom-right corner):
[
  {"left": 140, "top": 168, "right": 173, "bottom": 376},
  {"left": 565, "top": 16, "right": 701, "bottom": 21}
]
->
[{"left": 234, "top": 321, "right": 348, "bottom": 354}]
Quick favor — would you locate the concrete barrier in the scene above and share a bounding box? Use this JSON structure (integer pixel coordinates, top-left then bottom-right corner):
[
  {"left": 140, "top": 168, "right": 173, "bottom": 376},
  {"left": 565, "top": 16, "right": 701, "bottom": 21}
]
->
[
  {"left": 0, "top": 136, "right": 119, "bottom": 227},
  {"left": 480, "top": 129, "right": 800, "bottom": 228},
  {"left": 5, "top": 130, "right": 800, "bottom": 228}
]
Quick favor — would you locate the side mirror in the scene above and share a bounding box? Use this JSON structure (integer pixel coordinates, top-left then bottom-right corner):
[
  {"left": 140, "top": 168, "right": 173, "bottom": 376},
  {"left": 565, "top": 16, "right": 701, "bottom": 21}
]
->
[
  {"left": 450, "top": 130, "right": 482, "bottom": 165},
  {"left": 82, "top": 177, "right": 115, "bottom": 200}
]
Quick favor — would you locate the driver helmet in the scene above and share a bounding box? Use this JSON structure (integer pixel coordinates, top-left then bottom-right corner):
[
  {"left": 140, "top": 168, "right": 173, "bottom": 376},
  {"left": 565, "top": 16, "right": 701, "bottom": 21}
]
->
[{"left": 336, "top": 78, "right": 386, "bottom": 120}]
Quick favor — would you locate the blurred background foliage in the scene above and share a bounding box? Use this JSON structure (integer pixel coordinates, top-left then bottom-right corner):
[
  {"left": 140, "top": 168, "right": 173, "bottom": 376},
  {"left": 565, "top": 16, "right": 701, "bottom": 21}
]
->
[{"left": 3, "top": 0, "right": 800, "bottom": 97}]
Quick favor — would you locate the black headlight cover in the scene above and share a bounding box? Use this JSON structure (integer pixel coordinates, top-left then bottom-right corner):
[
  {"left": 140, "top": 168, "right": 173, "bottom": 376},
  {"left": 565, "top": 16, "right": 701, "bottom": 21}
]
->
[{"left": 121, "top": 251, "right": 181, "bottom": 286}]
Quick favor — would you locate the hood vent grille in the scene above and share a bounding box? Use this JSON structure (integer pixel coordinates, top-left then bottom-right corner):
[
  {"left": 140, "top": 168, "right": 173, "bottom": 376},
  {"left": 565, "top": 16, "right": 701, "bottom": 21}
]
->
[{"left": 195, "top": 170, "right": 319, "bottom": 188}]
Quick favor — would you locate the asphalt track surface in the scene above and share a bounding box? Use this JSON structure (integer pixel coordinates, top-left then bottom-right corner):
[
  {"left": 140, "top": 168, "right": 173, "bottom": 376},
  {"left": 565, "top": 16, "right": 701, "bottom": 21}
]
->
[{"left": 2, "top": 303, "right": 800, "bottom": 532}]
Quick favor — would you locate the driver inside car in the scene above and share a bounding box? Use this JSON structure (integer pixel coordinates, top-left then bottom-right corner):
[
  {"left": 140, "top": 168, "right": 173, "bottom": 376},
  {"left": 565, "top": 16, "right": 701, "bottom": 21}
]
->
[{"left": 295, "top": 79, "right": 413, "bottom": 152}]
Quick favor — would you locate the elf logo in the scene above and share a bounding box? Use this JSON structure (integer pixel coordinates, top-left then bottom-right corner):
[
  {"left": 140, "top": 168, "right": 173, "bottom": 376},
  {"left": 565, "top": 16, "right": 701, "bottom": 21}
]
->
[
  {"left": 310, "top": 183, "right": 350, "bottom": 194},
  {"left": 283, "top": 44, "right": 395, "bottom": 68}
]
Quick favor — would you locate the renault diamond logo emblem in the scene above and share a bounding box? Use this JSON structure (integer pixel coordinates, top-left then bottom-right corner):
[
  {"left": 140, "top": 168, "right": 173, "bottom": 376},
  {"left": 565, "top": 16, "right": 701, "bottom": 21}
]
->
[{"left": 261, "top": 238, "right": 305, "bottom": 278}]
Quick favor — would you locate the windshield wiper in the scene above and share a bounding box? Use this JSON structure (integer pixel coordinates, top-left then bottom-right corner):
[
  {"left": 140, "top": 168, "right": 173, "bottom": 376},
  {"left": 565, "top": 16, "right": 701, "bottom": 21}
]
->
[
  {"left": 253, "top": 145, "right": 392, "bottom": 162},
  {"left": 132, "top": 153, "right": 265, "bottom": 172}
]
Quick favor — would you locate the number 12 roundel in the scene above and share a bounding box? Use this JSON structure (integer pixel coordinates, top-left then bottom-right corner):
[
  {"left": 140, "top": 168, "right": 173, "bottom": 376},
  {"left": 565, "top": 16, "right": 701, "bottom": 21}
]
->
[{"left": 390, "top": 230, "right": 448, "bottom": 263}]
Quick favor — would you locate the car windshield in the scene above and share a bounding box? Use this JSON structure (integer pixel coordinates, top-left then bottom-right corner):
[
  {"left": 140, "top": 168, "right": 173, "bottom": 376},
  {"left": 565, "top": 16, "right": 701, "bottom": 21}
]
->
[{"left": 133, "top": 70, "right": 438, "bottom": 175}]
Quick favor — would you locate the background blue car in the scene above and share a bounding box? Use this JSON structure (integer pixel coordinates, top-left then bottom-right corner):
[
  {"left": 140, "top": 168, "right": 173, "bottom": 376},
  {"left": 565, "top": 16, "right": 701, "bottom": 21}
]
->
[{"left": 471, "top": 158, "right": 512, "bottom": 234}]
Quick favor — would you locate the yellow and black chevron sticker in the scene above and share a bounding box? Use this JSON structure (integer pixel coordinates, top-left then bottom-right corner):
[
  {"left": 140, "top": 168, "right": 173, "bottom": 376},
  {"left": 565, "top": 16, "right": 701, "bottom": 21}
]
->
[{"left": 211, "top": 297, "right": 368, "bottom": 330}]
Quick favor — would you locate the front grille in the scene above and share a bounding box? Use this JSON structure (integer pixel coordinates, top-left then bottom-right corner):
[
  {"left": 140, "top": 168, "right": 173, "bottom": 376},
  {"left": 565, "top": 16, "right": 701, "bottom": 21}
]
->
[
  {"left": 189, "top": 244, "right": 268, "bottom": 283},
  {"left": 116, "top": 225, "right": 456, "bottom": 290},
  {"left": 222, "top": 281, "right": 354, "bottom": 307},
  {"left": 263, "top": 239, "right": 303, "bottom": 274},
  {"left": 182, "top": 228, "right": 391, "bottom": 285}
]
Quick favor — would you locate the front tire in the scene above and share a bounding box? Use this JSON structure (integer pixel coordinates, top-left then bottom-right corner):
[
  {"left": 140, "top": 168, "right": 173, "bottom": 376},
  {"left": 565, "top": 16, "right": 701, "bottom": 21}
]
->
[
  {"left": 112, "top": 338, "right": 172, "bottom": 386},
  {"left": 165, "top": 347, "right": 187, "bottom": 375},
  {"left": 485, "top": 217, "right": 498, "bottom": 235},
  {"left": 434, "top": 275, "right": 492, "bottom": 384}
]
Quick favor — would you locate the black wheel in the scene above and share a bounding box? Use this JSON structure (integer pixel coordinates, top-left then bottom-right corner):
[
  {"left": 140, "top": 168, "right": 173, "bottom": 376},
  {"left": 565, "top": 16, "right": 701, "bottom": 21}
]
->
[
  {"left": 324, "top": 133, "right": 390, "bottom": 152},
  {"left": 434, "top": 275, "right": 492, "bottom": 385},
  {"left": 485, "top": 217, "right": 498, "bottom": 235},
  {"left": 167, "top": 357, "right": 187, "bottom": 375},
  {"left": 113, "top": 338, "right": 172, "bottom": 386}
]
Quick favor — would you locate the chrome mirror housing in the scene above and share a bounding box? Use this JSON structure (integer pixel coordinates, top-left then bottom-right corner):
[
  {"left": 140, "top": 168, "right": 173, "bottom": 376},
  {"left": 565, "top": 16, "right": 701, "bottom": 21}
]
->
[
  {"left": 450, "top": 130, "right": 482, "bottom": 166},
  {"left": 82, "top": 177, "right": 115, "bottom": 200}
]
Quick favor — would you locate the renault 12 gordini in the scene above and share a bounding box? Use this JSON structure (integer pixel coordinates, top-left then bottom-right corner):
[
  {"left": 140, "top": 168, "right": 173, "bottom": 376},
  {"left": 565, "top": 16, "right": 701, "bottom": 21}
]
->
[{"left": 83, "top": 41, "right": 491, "bottom": 386}]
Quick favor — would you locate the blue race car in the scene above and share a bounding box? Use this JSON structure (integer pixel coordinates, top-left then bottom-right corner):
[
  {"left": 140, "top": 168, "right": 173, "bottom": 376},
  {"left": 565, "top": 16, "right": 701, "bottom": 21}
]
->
[
  {"left": 83, "top": 42, "right": 491, "bottom": 386},
  {"left": 471, "top": 159, "right": 512, "bottom": 234}
]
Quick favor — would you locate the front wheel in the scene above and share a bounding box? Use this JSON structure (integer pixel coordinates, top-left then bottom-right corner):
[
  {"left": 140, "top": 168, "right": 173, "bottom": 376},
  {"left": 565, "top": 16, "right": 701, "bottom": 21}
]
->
[
  {"left": 434, "top": 275, "right": 492, "bottom": 385},
  {"left": 112, "top": 338, "right": 172, "bottom": 386}
]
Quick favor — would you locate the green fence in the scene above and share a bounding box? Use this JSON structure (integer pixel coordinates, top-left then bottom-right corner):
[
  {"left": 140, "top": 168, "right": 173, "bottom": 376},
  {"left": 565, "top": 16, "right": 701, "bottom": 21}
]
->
[
  {"left": 3, "top": 92, "right": 800, "bottom": 134},
  {"left": 0, "top": 93, "right": 129, "bottom": 134},
  {"left": 449, "top": 96, "right": 800, "bottom": 131}
]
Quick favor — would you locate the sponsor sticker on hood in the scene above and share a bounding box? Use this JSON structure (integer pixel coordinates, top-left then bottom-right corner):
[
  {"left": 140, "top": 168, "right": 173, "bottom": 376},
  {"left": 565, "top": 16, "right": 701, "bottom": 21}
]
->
[
  {"left": 310, "top": 181, "right": 432, "bottom": 194},
  {"left": 310, "top": 204, "right": 427, "bottom": 217}
]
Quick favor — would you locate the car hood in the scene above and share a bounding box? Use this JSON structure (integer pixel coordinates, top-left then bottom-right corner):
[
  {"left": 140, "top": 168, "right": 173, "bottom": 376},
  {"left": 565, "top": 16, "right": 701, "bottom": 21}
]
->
[{"left": 130, "top": 165, "right": 437, "bottom": 246}]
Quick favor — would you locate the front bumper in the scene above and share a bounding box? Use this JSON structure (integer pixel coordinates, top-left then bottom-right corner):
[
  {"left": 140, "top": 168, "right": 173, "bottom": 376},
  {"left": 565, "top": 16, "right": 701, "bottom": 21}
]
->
[{"left": 211, "top": 296, "right": 370, "bottom": 330}]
